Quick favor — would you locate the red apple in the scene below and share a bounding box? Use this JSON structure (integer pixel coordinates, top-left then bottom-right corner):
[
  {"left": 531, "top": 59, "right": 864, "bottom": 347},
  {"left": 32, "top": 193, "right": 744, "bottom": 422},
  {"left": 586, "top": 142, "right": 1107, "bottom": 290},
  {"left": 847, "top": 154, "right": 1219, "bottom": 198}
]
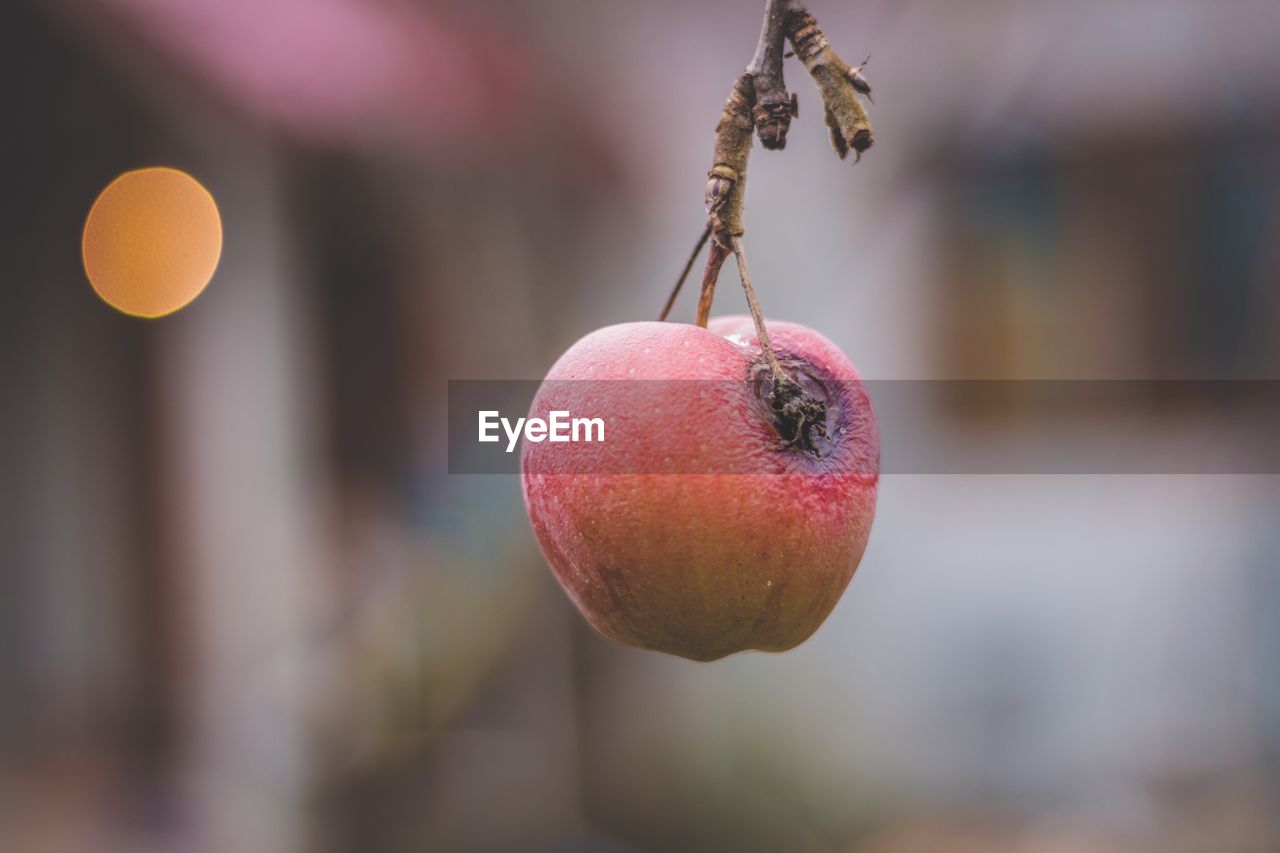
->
[{"left": 521, "top": 315, "right": 878, "bottom": 661}]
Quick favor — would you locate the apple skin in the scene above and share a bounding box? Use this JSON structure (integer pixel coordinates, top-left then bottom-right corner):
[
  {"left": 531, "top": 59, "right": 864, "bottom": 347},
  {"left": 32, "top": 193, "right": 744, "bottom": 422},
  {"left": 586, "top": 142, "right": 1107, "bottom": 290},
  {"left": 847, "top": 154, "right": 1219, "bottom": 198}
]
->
[{"left": 521, "top": 316, "right": 878, "bottom": 661}]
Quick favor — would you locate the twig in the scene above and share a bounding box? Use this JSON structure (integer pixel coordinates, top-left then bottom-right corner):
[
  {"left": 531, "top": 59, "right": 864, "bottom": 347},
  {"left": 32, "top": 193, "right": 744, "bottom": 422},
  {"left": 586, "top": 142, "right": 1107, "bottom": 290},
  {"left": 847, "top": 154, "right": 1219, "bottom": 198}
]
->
[
  {"left": 664, "top": 0, "right": 874, "bottom": 347},
  {"left": 658, "top": 222, "right": 711, "bottom": 321},
  {"left": 747, "top": 0, "right": 796, "bottom": 150},
  {"left": 785, "top": 5, "right": 874, "bottom": 162},
  {"left": 677, "top": 5, "right": 778, "bottom": 326},
  {"left": 671, "top": 0, "right": 875, "bottom": 321},
  {"left": 704, "top": 73, "right": 755, "bottom": 247},
  {"left": 693, "top": 69, "right": 754, "bottom": 328}
]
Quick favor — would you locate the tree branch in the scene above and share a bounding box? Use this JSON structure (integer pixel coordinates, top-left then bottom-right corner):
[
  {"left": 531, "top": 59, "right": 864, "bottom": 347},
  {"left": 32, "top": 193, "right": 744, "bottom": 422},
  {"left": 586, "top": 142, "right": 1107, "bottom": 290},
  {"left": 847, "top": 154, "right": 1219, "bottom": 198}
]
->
[{"left": 666, "top": 0, "right": 875, "bottom": 340}]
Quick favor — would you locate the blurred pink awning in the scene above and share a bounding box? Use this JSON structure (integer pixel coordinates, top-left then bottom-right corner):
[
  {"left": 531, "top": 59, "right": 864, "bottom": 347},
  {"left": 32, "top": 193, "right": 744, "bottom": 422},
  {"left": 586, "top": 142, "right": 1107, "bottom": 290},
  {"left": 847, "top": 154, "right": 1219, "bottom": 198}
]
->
[{"left": 67, "top": 0, "right": 539, "bottom": 155}]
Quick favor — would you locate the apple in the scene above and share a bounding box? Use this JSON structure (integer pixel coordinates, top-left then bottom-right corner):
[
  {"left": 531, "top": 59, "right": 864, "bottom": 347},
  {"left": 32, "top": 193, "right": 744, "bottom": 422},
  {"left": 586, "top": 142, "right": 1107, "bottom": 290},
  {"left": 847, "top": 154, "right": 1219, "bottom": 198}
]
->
[{"left": 521, "top": 315, "right": 878, "bottom": 661}]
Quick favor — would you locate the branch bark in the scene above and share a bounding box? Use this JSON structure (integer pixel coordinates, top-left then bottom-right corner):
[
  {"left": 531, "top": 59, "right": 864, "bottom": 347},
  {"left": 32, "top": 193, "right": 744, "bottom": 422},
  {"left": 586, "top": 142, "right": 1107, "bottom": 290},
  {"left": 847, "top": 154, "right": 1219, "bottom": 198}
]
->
[
  {"left": 704, "top": 73, "right": 755, "bottom": 250},
  {"left": 747, "top": 0, "right": 796, "bottom": 150}
]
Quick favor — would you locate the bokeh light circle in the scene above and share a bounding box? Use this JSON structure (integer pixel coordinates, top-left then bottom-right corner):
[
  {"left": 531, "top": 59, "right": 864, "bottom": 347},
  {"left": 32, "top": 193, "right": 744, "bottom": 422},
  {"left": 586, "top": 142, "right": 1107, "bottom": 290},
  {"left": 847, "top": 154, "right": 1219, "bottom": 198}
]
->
[{"left": 82, "top": 167, "right": 222, "bottom": 318}]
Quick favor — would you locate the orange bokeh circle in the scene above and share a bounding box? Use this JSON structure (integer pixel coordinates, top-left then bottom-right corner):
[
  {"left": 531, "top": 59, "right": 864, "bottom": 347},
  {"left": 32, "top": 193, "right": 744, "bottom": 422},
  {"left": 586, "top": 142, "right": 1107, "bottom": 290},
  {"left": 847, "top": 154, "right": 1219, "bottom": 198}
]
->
[{"left": 82, "top": 167, "right": 222, "bottom": 318}]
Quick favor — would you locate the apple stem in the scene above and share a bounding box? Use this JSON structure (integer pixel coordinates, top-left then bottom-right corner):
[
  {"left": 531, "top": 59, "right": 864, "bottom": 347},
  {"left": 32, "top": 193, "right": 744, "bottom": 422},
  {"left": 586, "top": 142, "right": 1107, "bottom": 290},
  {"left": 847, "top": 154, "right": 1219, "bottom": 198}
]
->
[
  {"left": 731, "top": 235, "right": 829, "bottom": 455},
  {"left": 729, "top": 236, "right": 781, "bottom": 375},
  {"left": 695, "top": 240, "right": 730, "bottom": 328},
  {"left": 659, "top": 221, "right": 711, "bottom": 321}
]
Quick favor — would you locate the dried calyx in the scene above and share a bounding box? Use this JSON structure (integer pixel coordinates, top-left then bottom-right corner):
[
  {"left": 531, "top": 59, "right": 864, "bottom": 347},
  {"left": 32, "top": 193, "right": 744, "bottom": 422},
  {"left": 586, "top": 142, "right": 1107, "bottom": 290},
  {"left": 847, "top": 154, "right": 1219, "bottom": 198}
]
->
[{"left": 754, "top": 362, "right": 831, "bottom": 456}]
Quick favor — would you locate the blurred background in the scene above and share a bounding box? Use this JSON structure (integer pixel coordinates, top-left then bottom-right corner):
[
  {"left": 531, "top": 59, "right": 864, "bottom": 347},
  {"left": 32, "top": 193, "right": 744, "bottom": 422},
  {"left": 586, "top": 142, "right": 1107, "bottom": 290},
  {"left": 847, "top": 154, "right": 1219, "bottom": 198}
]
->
[{"left": 4, "top": 0, "right": 1280, "bottom": 850}]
